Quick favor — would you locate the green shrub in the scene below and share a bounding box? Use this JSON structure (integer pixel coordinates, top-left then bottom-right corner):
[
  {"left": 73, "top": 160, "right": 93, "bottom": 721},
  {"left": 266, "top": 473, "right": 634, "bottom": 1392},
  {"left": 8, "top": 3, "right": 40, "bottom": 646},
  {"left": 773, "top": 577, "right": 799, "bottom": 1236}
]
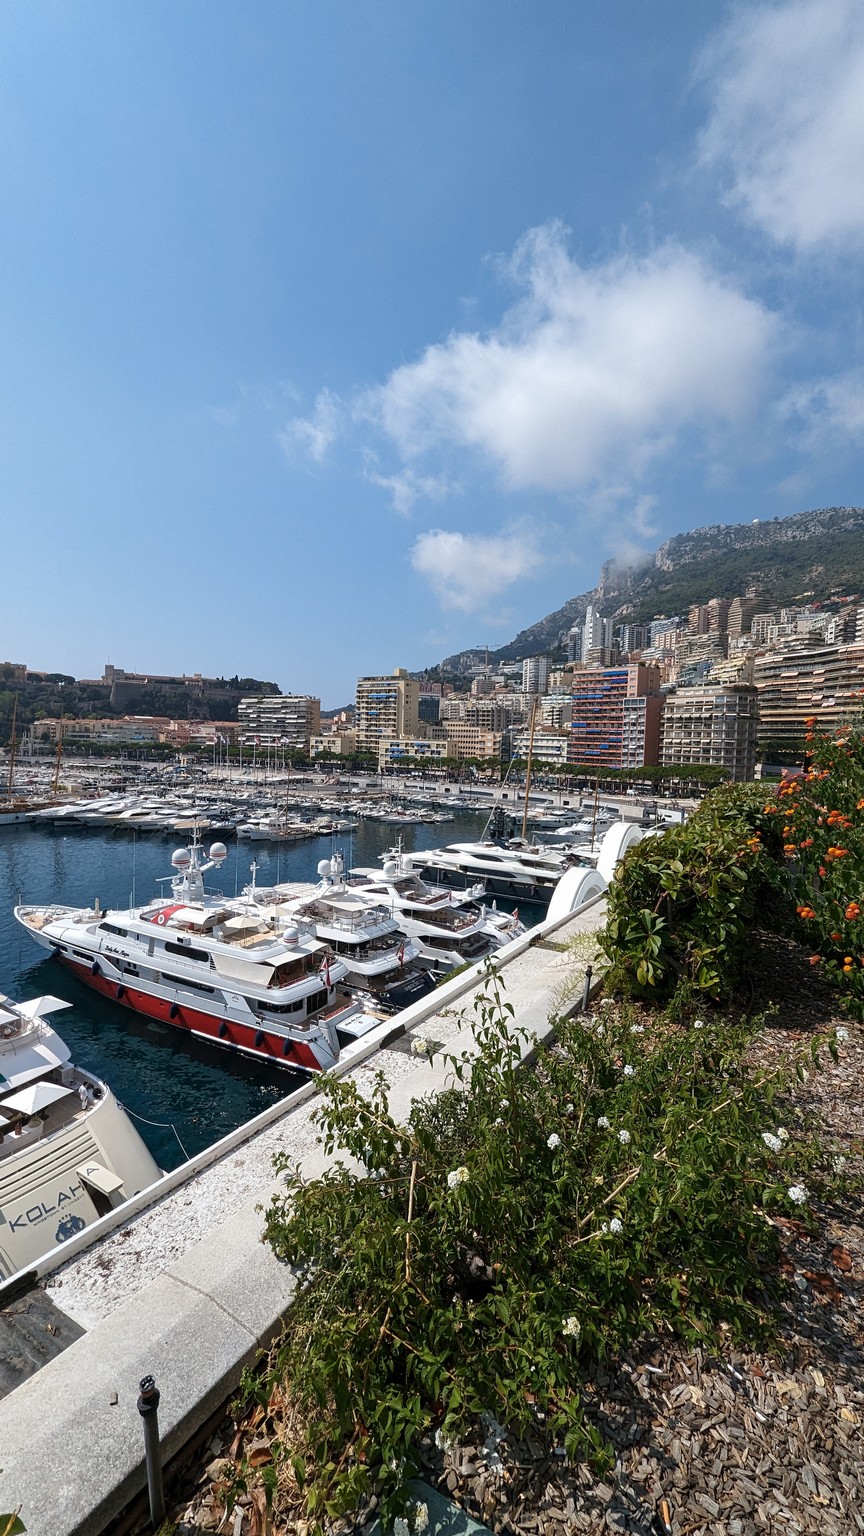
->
[
  {"left": 254, "top": 968, "right": 834, "bottom": 1531},
  {"left": 778, "top": 716, "right": 864, "bottom": 1016},
  {"left": 598, "top": 783, "right": 788, "bottom": 1002}
]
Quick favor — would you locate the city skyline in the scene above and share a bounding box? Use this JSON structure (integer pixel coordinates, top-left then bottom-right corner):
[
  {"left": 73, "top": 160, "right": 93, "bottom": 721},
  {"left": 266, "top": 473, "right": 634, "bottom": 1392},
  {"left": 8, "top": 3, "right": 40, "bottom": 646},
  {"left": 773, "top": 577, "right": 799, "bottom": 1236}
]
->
[{"left": 3, "top": 1, "right": 864, "bottom": 703}]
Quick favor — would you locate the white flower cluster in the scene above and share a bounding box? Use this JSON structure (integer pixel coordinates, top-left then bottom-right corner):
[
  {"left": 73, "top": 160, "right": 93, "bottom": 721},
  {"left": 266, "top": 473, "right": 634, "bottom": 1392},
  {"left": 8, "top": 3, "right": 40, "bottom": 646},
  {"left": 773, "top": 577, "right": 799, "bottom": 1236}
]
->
[
  {"left": 833, "top": 1154, "right": 847, "bottom": 1173},
  {"left": 836, "top": 1027, "right": 849, "bottom": 1042},
  {"left": 447, "top": 1166, "right": 470, "bottom": 1190},
  {"left": 597, "top": 1115, "right": 610, "bottom": 1129},
  {"left": 762, "top": 1132, "right": 784, "bottom": 1154},
  {"left": 630, "top": 1023, "right": 645, "bottom": 1035},
  {"left": 622, "top": 1064, "right": 635, "bottom": 1077},
  {"left": 434, "top": 1427, "right": 455, "bottom": 1453},
  {"left": 414, "top": 1502, "right": 430, "bottom": 1532},
  {"left": 547, "top": 1132, "right": 562, "bottom": 1151},
  {"left": 562, "top": 1315, "right": 581, "bottom": 1337},
  {"left": 601, "top": 1218, "right": 623, "bottom": 1235},
  {"left": 411, "top": 1036, "right": 431, "bottom": 1057},
  {"left": 787, "top": 1184, "right": 809, "bottom": 1206},
  {"left": 777, "top": 1127, "right": 789, "bottom": 1143},
  {"left": 618, "top": 1129, "right": 631, "bottom": 1145}
]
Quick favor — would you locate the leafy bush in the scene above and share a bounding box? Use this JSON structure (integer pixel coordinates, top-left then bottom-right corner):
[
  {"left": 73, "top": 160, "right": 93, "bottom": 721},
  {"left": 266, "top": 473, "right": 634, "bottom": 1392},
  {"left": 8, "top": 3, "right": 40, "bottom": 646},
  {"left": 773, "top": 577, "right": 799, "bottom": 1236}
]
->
[
  {"left": 778, "top": 716, "right": 864, "bottom": 1016},
  {"left": 599, "top": 783, "right": 788, "bottom": 1002},
  {"left": 253, "top": 969, "right": 833, "bottom": 1531}
]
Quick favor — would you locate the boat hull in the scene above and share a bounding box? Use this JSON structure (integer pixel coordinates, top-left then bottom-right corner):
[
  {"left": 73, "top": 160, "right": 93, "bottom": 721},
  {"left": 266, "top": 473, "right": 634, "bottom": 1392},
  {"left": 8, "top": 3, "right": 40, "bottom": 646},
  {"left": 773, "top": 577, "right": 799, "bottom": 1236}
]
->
[{"left": 58, "top": 955, "right": 341, "bottom": 1072}]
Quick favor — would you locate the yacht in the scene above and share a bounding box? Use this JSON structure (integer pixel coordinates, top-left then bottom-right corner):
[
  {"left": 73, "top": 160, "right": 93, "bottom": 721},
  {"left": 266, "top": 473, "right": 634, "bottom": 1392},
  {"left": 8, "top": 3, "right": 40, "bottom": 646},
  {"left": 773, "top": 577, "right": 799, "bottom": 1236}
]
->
[
  {"left": 399, "top": 838, "right": 586, "bottom": 904},
  {"left": 14, "top": 838, "right": 368, "bottom": 1072},
  {"left": 0, "top": 991, "right": 162, "bottom": 1279},
  {"left": 251, "top": 859, "right": 438, "bottom": 1012},
  {"left": 345, "top": 848, "right": 524, "bottom": 972}
]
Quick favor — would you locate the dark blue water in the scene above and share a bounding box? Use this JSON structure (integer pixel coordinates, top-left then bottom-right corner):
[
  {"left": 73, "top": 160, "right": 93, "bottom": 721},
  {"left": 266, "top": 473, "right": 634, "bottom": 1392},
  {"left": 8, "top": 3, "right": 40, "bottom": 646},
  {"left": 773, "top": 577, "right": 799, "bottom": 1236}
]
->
[{"left": 0, "top": 814, "right": 491, "bottom": 1169}]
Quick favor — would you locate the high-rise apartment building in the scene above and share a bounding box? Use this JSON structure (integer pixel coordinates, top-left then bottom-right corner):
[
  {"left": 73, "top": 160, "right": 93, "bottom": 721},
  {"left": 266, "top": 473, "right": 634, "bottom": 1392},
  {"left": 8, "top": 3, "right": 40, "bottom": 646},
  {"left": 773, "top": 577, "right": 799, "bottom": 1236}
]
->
[
  {"left": 355, "top": 668, "right": 420, "bottom": 748},
  {"left": 753, "top": 642, "right": 864, "bottom": 746},
  {"left": 660, "top": 686, "right": 759, "bottom": 781},
  {"left": 581, "top": 605, "right": 612, "bottom": 662},
  {"left": 569, "top": 664, "right": 662, "bottom": 769},
  {"left": 238, "top": 694, "right": 320, "bottom": 747},
  {"left": 522, "top": 656, "right": 550, "bottom": 694}
]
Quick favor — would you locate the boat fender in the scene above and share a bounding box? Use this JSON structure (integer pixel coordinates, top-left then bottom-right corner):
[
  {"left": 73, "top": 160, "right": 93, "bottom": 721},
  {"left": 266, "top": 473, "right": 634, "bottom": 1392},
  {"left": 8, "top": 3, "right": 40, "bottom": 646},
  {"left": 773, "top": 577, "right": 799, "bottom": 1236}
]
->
[
  {"left": 116, "top": 985, "right": 126, "bottom": 1000},
  {"left": 91, "top": 961, "right": 101, "bottom": 977},
  {"left": 169, "top": 1003, "right": 180, "bottom": 1020},
  {"left": 282, "top": 1038, "right": 293, "bottom": 1057},
  {"left": 254, "top": 1030, "right": 266, "bottom": 1048},
  {"left": 218, "top": 1020, "right": 229, "bottom": 1038}
]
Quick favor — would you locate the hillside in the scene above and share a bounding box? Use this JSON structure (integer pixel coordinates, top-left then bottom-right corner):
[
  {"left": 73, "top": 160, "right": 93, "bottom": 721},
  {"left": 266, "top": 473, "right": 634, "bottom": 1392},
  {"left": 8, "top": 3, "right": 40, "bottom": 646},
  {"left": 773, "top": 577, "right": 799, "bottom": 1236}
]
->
[{"left": 437, "top": 506, "right": 864, "bottom": 672}]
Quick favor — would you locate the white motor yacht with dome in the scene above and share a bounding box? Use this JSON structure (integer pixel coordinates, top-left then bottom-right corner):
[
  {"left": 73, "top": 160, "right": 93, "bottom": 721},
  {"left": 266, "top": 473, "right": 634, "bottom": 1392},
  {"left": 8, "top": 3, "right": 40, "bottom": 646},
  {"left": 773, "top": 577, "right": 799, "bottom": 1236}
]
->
[
  {"left": 247, "top": 857, "right": 438, "bottom": 1012},
  {"left": 344, "top": 847, "right": 525, "bottom": 972},
  {"left": 0, "top": 990, "right": 161, "bottom": 1280},
  {"left": 14, "top": 837, "right": 369, "bottom": 1073}
]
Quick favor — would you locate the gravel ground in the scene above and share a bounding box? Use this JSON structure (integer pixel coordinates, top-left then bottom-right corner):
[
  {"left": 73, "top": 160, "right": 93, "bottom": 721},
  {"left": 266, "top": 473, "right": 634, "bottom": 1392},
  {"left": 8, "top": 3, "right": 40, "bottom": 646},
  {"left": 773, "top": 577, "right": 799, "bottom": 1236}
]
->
[{"left": 121, "top": 937, "right": 864, "bottom": 1536}]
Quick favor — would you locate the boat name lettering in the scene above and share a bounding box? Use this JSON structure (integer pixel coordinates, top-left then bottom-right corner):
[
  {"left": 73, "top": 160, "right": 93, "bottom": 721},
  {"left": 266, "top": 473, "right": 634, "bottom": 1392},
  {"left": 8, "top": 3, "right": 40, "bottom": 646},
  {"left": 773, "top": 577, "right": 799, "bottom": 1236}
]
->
[
  {"left": 104, "top": 945, "right": 131, "bottom": 959},
  {"left": 6, "top": 1183, "right": 84, "bottom": 1232}
]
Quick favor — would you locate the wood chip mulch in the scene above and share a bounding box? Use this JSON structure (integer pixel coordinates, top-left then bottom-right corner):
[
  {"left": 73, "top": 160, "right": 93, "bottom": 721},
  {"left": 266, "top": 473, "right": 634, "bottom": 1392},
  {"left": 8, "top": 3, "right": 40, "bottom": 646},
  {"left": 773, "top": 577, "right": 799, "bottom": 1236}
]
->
[{"left": 140, "top": 936, "right": 864, "bottom": 1536}]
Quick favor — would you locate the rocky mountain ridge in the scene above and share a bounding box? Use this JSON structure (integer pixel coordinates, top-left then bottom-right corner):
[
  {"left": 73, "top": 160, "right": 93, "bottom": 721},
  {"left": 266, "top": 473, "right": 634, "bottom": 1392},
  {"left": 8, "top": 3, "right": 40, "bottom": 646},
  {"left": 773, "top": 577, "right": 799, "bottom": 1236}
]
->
[{"left": 434, "top": 506, "right": 864, "bottom": 674}]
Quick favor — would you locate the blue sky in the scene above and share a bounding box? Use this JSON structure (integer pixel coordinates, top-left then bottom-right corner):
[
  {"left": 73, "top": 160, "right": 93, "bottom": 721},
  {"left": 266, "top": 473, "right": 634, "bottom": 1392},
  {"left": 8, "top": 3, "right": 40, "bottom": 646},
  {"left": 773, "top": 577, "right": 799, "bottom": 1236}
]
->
[{"left": 2, "top": 1, "right": 864, "bottom": 705}]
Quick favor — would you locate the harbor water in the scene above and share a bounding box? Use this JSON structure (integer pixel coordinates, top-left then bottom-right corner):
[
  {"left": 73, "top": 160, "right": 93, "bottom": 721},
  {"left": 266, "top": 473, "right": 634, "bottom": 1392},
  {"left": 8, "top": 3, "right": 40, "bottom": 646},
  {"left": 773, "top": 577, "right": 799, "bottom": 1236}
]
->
[{"left": 0, "top": 814, "right": 498, "bottom": 1170}]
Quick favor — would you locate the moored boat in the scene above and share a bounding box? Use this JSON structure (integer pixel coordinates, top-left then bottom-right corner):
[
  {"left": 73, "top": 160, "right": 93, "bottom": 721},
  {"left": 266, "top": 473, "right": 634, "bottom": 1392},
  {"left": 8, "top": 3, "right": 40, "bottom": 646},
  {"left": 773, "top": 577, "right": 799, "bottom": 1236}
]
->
[{"left": 0, "top": 991, "right": 162, "bottom": 1279}]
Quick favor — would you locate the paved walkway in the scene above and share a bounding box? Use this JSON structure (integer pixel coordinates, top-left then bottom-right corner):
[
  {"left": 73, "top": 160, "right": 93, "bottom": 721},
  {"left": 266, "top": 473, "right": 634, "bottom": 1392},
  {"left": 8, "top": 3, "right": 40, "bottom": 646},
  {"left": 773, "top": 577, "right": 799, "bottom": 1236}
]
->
[{"left": 0, "top": 898, "right": 606, "bottom": 1536}]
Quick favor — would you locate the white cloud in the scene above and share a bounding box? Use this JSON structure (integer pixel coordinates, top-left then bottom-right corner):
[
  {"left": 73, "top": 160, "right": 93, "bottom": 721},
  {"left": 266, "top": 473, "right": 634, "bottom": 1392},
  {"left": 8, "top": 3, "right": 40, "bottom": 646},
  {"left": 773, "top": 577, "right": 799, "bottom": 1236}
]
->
[
  {"left": 279, "top": 387, "right": 342, "bottom": 463},
  {"left": 697, "top": 0, "right": 864, "bottom": 252},
  {"left": 362, "top": 458, "right": 458, "bottom": 516},
  {"left": 781, "top": 369, "right": 864, "bottom": 450},
  {"left": 410, "top": 525, "right": 545, "bottom": 613},
  {"left": 369, "top": 223, "right": 777, "bottom": 497}
]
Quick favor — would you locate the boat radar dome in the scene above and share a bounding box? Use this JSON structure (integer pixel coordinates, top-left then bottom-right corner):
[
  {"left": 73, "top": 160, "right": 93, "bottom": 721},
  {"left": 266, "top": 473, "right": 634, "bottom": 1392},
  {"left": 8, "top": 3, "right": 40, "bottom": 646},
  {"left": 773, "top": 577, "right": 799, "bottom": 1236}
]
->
[
  {"left": 382, "top": 861, "right": 399, "bottom": 877},
  {"left": 282, "top": 925, "right": 299, "bottom": 945},
  {"left": 209, "top": 842, "right": 228, "bottom": 862},
  {"left": 171, "top": 848, "right": 192, "bottom": 868},
  {"left": 317, "top": 859, "right": 332, "bottom": 878}
]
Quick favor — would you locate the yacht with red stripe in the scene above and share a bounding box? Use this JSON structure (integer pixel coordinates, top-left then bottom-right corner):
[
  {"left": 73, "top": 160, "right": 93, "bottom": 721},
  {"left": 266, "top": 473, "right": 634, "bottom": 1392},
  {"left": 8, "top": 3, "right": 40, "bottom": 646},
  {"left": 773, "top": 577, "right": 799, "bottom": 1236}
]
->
[{"left": 14, "top": 838, "right": 366, "bottom": 1072}]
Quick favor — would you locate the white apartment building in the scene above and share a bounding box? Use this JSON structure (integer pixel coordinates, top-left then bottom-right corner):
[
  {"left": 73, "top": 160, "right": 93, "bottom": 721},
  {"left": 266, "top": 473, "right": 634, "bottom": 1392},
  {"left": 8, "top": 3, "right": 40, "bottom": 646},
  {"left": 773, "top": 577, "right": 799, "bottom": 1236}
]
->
[
  {"left": 660, "top": 686, "right": 759, "bottom": 781},
  {"left": 522, "top": 656, "right": 550, "bottom": 694},
  {"left": 581, "top": 605, "right": 613, "bottom": 662},
  {"left": 355, "top": 668, "right": 420, "bottom": 748},
  {"left": 238, "top": 694, "right": 321, "bottom": 748}
]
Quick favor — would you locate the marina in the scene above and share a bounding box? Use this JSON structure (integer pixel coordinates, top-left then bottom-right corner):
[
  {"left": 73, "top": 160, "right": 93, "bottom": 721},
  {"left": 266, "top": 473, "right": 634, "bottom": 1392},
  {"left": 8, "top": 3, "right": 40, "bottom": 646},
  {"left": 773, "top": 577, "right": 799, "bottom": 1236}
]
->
[{"left": 0, "top": 806, "right": 523, "bottom": 1173}]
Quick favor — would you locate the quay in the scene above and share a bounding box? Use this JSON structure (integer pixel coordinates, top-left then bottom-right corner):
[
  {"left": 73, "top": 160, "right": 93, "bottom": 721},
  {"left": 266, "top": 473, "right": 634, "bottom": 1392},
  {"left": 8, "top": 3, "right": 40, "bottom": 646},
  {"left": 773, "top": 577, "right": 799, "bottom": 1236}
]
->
[{"left": 0, "top": 891, "right": 606, "bottom": 1536}]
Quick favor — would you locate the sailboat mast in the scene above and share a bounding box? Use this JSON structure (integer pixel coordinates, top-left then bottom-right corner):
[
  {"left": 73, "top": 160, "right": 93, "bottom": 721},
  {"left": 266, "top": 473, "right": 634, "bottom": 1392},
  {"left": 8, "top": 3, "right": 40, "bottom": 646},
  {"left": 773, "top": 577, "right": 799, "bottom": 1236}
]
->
[
  {"left": 51, "top": 716, "right": 65, "bottom": 798},
  {"left": 6, "top": 695, "right": 18, "bottom": 799},
  {"left": 520, "top": 694, "right": 539, "bottom": 841}
]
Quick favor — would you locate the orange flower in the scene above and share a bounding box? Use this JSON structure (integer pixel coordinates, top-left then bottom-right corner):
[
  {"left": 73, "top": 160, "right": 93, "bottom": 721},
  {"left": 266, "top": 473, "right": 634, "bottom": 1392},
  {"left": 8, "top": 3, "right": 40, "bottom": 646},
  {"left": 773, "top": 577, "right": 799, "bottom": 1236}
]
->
[
  {"left": 846, "top": 903, "right": 861, "bottom": 920},
  {"left": 843, "top": 963, "right": 855, "bottom": 974},
  {"left": 827, "top": 847, "right": 849, "bottom": 859},
  {"left": 809, "top": 955, "right": 822, "bottom": 965},
  {"left": 831, "top": 931, "right": 843, "bottom": 941},
  {"left": 783, "top": 843, "right": 798, "bottom": 854},
  {"left": 858, "top": 798, "right": 864, "bottom": 811},
  {"left": 799, "top": 837, "right": 814, "bottom": 847},
  {"left": 797, "top": 905, "right": 815, "bottom": 918},
  {"left": 844, "top": 956, "right": 854, "bottom": 964}
]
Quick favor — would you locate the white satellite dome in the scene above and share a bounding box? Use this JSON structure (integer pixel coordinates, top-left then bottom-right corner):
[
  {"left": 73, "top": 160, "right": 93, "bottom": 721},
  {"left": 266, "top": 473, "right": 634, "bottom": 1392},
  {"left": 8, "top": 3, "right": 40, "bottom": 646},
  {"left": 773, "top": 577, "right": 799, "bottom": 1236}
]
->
[
  {"left": 282, "top": 925, "right": 299, "bottom": 945},
  {"left": 171, "top": 848, "right": 192, "bottom": 868},
  {"left": 209, "top": 841, "right": 228, "bottom": 862},
  {"left": 382, "top": 860, "right": 399, "bottom": 877},
  {"left": 317, "top": 859, "right": 332, "bottom": 878}
]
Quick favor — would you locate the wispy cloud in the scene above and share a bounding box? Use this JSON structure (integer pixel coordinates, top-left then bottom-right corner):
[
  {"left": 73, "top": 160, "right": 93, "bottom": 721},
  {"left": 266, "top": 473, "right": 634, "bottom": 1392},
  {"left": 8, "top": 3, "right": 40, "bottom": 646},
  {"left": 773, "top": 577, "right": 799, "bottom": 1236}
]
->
[
  {"left": 781, "top": 369, "right": 864, "bottom": 451},
  {"left": 367, "top": 222, "right": 778, "bottom": 499},
  {"left": 279, "top": 387, "right": 342, "bottom": 463},
  {"left": 362, "top": 456, "right": 458, "bottom": 516},
  {"left": 697, "top": 0, "right": 864, "bottom": 253},
  {"left": 410, "top": 523, "right": 546, "bottom": 613}
]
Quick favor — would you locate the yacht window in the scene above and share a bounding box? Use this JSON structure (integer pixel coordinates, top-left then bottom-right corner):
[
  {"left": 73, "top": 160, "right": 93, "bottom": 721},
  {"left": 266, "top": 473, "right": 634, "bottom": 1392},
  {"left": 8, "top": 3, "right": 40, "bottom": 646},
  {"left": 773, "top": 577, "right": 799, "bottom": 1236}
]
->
[
  {"left": 100, "top": 922, "right": 129, "bottom": 938},
  {"left": 164, "top": 940, "right": 210, "bottom": 964},
  {"left": 160, "top": 973, "right": 215, "bottom": 994},
  {"left": 259, "top": 997, "right": 305, "bottom": 1014},
  {"left": 306, "top": 989, "right": 327, "bottom": 1014}
]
